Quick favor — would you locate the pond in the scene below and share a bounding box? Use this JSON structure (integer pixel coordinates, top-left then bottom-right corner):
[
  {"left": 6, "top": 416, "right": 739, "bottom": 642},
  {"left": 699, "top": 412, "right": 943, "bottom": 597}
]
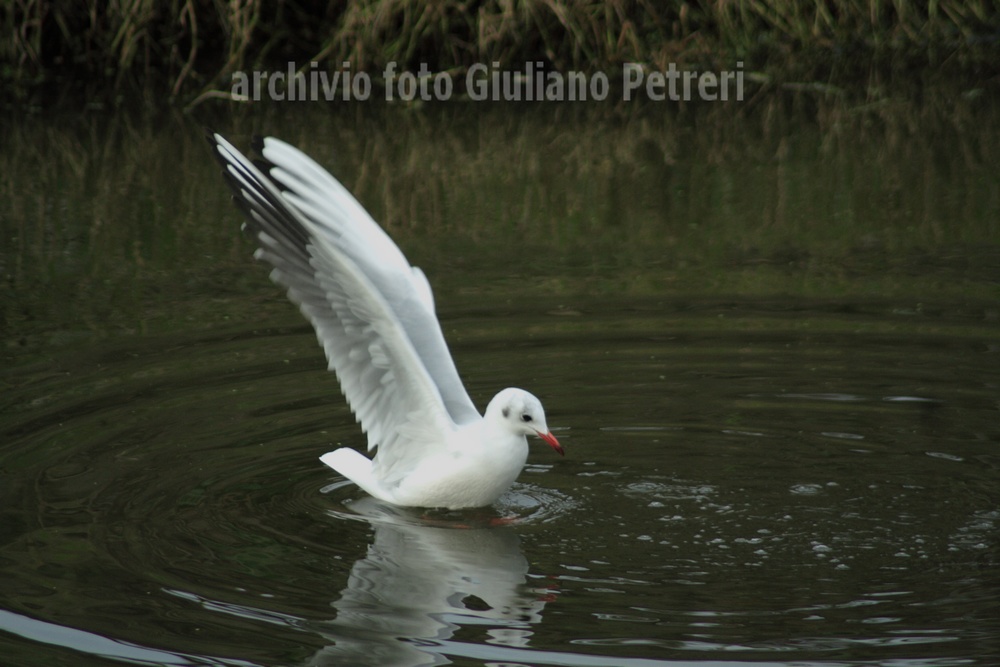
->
[{"left": 2, "top": 95, "right": 999, "bottom": 666}]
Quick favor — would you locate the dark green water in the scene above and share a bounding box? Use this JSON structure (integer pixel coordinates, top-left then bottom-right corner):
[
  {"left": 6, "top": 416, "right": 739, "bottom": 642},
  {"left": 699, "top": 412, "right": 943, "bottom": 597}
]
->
[{"left": 2, "top": 96, "right": 999, "bottom": 666}]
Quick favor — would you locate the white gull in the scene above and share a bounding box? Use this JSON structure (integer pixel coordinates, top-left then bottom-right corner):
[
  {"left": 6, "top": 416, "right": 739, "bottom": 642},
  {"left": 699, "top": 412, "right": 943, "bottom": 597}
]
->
[{"left": 211, "top": 134, "right": 563, "bottom": 509}]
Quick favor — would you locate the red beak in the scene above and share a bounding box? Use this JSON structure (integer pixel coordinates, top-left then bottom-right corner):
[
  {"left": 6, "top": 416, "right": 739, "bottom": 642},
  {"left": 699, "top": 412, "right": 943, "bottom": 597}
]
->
[{"left": 536, "top": 430, "right": 564, "bottom": 456}]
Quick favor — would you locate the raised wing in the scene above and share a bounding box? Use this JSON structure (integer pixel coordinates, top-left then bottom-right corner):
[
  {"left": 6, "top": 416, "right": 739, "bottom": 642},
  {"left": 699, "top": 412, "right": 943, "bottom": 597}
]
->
[{"left": 210, "top": 134, "right": 481, "bottom": 468}]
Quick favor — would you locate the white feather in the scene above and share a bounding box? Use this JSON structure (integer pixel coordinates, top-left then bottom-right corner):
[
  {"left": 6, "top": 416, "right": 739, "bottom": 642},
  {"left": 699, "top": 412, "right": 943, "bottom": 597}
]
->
[{"left": 212, "top": 134, "right": 562, "bottom": 509}]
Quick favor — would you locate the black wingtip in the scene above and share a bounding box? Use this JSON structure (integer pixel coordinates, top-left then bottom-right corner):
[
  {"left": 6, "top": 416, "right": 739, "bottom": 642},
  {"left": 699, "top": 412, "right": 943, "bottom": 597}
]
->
[
  {"left": 205, "top": 129, "right": 227, "bottom": 172},
  {"left": 203, "top": 127, "right": 220, "bottom": 151}
]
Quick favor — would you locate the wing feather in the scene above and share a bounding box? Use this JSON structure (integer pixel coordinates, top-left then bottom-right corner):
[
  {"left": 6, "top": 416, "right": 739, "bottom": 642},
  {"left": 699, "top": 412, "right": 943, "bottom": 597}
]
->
[
  {"left": 210, "top": 133, "right": 479, "bottom": 473},
  {"left": 257, "top": 138, "right": 480, "bottom": 426}
]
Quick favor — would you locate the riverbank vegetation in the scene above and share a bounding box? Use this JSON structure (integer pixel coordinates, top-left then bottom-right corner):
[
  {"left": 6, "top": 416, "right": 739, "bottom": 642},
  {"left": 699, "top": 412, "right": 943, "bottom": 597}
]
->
[
  {"left": 4, "top": 92, "right": 998, "bottom": 346},
  {"left": 4, "top": 0, "right": 998, "bottom": 106}
]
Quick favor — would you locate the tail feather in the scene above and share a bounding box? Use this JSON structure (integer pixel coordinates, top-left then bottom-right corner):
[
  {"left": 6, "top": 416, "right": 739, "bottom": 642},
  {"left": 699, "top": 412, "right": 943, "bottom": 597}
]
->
[{"left": 320, "top": 448, "right": 389, "bottom": 501}]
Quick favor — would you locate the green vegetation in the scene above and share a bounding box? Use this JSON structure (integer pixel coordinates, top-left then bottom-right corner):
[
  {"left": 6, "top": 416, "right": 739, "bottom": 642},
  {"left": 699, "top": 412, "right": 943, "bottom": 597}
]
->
[
  {"left": 2, "top": 93, "right": 997, "bottom": 349},
  {"left": 3, "top": 0, "right": 998, "bottom": 105}
]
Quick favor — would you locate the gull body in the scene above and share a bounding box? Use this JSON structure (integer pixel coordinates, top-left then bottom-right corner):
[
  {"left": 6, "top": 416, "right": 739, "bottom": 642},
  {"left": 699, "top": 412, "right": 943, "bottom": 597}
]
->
[{"left": 211, "top": 134, "right": 563, "bottom": 509}]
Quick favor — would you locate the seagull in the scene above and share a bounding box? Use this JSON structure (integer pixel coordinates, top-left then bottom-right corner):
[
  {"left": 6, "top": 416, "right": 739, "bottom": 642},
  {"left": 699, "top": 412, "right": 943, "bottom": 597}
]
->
[{"left": 210, "top": 133, "right": 563, "bottom": 510}]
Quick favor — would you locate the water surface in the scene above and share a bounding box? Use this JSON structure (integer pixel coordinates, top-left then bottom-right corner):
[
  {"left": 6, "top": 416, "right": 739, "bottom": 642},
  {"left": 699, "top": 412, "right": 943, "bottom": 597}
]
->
[{"left": 2, "top": 97, "right": 998, "bottom": 666}]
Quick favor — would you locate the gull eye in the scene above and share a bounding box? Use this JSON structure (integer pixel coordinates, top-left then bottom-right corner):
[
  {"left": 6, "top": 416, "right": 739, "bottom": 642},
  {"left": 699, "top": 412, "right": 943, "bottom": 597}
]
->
[{"left": 521, "top": 414, "right": 533, "bottom": 423}]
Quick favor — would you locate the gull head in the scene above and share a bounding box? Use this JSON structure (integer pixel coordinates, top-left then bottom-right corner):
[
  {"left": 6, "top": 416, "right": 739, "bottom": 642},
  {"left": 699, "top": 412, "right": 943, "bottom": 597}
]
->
[{"left": 486, "top": 387, "right": 563, "bottom": 456}]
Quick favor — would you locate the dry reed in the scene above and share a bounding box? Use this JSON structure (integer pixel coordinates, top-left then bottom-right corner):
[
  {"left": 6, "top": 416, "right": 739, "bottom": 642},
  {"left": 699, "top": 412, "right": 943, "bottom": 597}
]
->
[{"left": 2, "top": 0, "right": 997, "bottom": 105}]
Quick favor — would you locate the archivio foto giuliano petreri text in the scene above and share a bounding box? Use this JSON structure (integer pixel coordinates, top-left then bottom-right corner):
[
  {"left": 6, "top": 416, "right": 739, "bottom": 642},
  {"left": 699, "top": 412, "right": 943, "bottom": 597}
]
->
[{"left": 231, "top": 61, "right": 745, "bottom": 103}]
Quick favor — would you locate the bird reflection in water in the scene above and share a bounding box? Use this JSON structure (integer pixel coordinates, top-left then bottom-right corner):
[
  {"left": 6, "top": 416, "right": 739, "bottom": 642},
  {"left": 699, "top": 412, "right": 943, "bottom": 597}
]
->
[{"left": 306, "top": 497, "right": 556, "bottom": 666}]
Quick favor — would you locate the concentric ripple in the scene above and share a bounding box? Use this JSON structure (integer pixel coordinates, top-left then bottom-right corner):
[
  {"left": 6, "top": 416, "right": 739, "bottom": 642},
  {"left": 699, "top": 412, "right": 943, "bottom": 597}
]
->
[
  {"left": 0, "top": 326, "right": 580, "bottom": 666},
  {"left": 3, "top": 295, "right": 1000, "bottom": 666},
  {"left": 322, "top": 475, "right": 578, "bottom": 529}
]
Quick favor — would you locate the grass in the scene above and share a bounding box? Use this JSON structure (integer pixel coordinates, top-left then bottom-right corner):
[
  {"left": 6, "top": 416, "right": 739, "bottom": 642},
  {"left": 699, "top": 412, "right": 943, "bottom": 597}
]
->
[{"left": 2, "top": 0, "right": 997, "bottom": 106}]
